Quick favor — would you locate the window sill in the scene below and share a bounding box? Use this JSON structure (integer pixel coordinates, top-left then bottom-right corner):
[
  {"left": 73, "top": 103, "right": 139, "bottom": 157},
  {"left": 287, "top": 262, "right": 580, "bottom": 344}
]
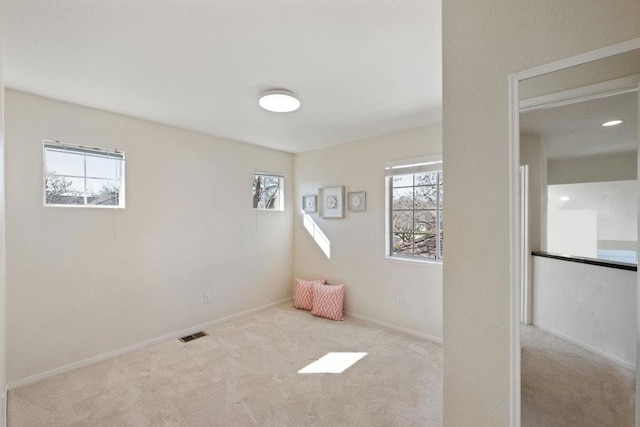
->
[
  {"left": 44, "top": 204, "right": 125, "bottom": 209},
  {"left": 384, "top": 256, "right": 443, "bottom": 268}
]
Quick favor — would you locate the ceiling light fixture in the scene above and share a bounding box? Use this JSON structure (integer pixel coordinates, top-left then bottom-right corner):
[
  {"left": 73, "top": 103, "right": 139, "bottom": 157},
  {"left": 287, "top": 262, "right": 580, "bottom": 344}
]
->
[
  {"left": 560, "top": 196, "right": 571, "bottom": 201},
  {"left": 601, "top": 119, "right": 623, "bottom": 127},
  {"left": 258, "top": 89, "right": 300, "bottom": 113}
]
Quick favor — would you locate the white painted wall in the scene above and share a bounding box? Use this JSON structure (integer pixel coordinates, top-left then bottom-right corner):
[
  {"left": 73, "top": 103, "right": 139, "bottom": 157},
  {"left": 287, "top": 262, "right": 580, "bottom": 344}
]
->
[
  {"left": 549, "top": 181, "right": 637, "bottom": 245},
  {"left": 548, "top": 151, "right": 637, "bottom": 185},
  {"left": 0, "top": 33, "right": 7, "bottom": 427},
  {"left": 547, "top": 209, "right": 598, "bottom": 258},
  {"left": 442, "top": 1, "right": 640, "bottom": 425},
  {"left": 5, "top": 90, "right": 294, "bottom": 384},
  {"left": 533, "top": 256, "right": 636, "bottom": 368},
  {"left": 520, "top": 133, "right": 547, "bottom": 251},
  {"left": 293, "top": 126, "right": 443, "bottom": 342}
]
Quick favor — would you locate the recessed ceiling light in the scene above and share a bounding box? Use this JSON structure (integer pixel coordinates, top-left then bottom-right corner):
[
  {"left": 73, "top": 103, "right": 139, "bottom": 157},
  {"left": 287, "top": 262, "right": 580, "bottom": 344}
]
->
[
  {"left": 602, "top": 119, "right": 623, "bottom": 127},
  {"left": 258, "top": 89, "right": 300, "bottom": 113},
  {"left": 560, "top": 196, "right": 571, "bottom": 201}
]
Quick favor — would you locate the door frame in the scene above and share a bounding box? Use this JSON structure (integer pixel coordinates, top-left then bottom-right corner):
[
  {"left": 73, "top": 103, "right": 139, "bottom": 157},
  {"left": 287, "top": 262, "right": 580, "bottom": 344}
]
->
[{"left": 508, "top": 37, "right": 640, "bottom": 427}]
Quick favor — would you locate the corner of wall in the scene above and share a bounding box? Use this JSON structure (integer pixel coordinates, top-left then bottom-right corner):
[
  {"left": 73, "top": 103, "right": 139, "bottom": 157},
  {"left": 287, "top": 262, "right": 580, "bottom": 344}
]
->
[{"left": 0, "top": 32, "right": 8, "bottom": 427}]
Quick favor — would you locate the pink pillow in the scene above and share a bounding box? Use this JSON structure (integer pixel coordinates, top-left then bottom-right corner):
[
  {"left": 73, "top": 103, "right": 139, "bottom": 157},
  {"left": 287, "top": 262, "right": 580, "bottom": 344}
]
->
[
  {"left": 311, "top": 283, "right": 345, "bottom": 321},
  {"left": 294, "top": 278, "right": 325, "bottom": 311}
]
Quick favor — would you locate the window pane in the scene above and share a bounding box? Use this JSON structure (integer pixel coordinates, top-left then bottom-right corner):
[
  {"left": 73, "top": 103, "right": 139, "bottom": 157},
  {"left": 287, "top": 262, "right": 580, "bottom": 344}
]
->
[
  {"left": 414, "top": 186, "right": 438, "bottom": 209},
  {"left": 392, "top": 174, "right": 414, "bottom": 188},
  {"left": 392, "top": 233, "right": 414, "bottom": 255},
  {"left": 392, "top": 210, "right": 413, "bottom": 233},
  {"left": 45, "top": 150, "right": 84, "bottom": 177},
  {"left": 415, "top": 171, "right": 439, "bottom": 186},
  {"left": 414, "top": 210, "right": 436, "bottom": 233},
  {"left": 439, "top": 210, "right": 444, "bottom": 259},
  {"left": 392, "top": 187, "right": 413, "bottom": 210},
  {"left": 86, "top": 156, "right": 121, "bottom": 180},
  {"left": 86, "top": 179, "right": 120, "bottom": 205},
  {"left": 45, "top": 175, "right": 84, "bottom": 205},
  {"left": 253, "top": 175, "right": 281, "bottom": 209},
  {"left": 414, "top": 234, "right": 437, "bottom": 259}
]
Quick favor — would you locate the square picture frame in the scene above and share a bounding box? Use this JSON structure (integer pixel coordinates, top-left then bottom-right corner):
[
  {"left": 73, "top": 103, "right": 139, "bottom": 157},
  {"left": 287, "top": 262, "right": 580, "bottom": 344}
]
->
[
  {"left": 347, "top": 191, "right": 366, "bottom": 212},
  {"left": 302, "top": 195, "right": 318, "bottom": 213},
  {"left": 319, "top": 186, "right": 344, "bottom": 218}
]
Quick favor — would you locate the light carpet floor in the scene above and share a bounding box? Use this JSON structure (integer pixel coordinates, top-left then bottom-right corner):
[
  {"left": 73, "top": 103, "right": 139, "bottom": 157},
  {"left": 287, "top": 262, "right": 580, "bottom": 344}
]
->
[
  {"left": 521, "top": 324, "right": 635, "bottom": 427},
  {"left": 8, "top": 303, "right": 443, "bottom": 426}
]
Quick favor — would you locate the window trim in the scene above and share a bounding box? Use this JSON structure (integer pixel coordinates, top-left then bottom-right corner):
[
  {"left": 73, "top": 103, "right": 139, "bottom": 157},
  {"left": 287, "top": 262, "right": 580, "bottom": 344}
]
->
[
  {"left": 252, "top": 171, "right": 285, "bottom": 211},
  {"left": 384, "top": 254, "right": 444, "bottom": 268},
  {"left": 43, "top": 140, "right": 126, "bottom": 209},
  {"left": 385, "top": 155, "right": 443, "bottom": 263}
]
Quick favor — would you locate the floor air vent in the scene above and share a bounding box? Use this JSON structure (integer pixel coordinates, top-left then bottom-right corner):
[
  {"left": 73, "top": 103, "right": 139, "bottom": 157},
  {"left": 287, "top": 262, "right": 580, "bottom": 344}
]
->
[{"left": 179, "top": 331, "right": 208, "bottom": 343}]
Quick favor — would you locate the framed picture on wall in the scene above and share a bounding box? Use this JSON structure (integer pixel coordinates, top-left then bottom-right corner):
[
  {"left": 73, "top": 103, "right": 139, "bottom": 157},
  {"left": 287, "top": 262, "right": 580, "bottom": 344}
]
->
[
  {"left": 302, "top": 195, "right": 318, "bottom": 213},
  {"left": 319, "top": 186, "right": 344, "bottom": 218},
  {"left": 347, "top": 191, "right": 366, "bottom": 212}
]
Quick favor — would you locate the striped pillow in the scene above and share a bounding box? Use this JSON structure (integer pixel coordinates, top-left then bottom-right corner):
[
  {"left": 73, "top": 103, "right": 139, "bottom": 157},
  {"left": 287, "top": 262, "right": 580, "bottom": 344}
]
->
[
  {"left": 311, "top": 283, "right": 345, "bottom": 321},
  {"left": 294, "top": 278, "right": 325, "bottom": 311}
]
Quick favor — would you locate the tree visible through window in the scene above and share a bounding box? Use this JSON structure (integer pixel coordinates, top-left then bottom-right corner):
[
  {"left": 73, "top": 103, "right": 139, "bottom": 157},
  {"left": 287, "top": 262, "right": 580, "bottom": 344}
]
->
[
  {"left": 252, "top": 172, "right": 284, "bottom": 210},
  {"left": 43, "top": 141, "right": 125, "bottom": 207},
  {"left": 387, "top": 158, "right": 443, "bottom": 261}
]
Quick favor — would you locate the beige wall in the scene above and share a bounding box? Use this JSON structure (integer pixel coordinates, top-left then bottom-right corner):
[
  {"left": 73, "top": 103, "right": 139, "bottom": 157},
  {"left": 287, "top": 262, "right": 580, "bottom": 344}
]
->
[
  {"left": 5, "top": 90, "right": 294, "bottom": 384},
  {"left": 636, "top": 85, "right": 640, "bottom": 423},
  {"left": 0, "top": 35, "right": 7, "bottom": 426},
  {"left": 293, "top": 126, "right": 443, "bottom": 341},
  {"left": 442, "top": 2, "right": 640, "bottom": 426},
  {"left": 519, "top": 50, "right": 640, "bottom": 99},
  {"left": 548, "top": 151, "right": 637, "bottom": 185}
]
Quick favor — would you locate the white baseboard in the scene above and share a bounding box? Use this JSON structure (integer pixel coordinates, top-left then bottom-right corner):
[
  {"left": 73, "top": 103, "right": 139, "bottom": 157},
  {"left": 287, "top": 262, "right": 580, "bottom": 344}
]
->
[
  {"left": 345, "top": 311, "right": 442, "bottom": 345},
  {"left": 532, "top": 324, "right": 635, "bottom": 371},
  {"left": 7, "top": 298, "right": 292, "bottom": 390}
]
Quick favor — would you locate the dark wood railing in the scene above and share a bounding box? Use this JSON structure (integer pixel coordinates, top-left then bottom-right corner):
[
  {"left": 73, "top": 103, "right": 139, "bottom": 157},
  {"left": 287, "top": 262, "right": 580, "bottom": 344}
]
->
[{"left": 532, "top": 251, "right": 637, "bottom": 272}]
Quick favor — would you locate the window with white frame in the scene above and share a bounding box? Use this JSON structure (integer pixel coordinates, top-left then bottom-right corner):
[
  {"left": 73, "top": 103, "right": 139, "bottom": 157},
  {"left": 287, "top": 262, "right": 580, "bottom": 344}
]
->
[
  {"left": 43, "top": 140, "right": 125, "bottom": 207},
  {"left": 252, "top": 172, "right": 284, "bottom": 210},
  {"left": 386, "top": 156, "right": 443, "bottom": 261}
]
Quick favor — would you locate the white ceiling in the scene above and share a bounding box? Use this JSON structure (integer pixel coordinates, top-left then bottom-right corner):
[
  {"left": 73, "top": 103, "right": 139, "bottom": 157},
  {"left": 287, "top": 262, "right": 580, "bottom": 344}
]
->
[
  {"left": 1, "top": 0, "right": 442, "bottom": 153},
  {"left": 520, "top": 91, "right": 638, "bottom": 159}
]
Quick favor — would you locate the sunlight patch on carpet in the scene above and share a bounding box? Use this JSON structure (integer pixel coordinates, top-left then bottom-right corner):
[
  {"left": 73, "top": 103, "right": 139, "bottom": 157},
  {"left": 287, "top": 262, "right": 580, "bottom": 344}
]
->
[{"left": 298, "top": 352, "right": 368, "bottom": 374}]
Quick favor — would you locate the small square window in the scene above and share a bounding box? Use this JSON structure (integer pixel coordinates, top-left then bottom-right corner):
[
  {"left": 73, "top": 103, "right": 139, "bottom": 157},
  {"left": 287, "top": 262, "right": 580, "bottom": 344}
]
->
[{"left": 252, "top": 172, "right": 284, "bottom": 211}]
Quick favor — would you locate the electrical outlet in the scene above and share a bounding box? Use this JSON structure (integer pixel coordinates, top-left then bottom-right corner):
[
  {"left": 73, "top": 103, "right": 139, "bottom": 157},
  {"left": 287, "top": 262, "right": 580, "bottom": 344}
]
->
[
  {"left": 204, "top": 292, "right": 212, "bottom": 304},
  {"left": 396, "top": 296, "right": 404, "bottom": 306}
]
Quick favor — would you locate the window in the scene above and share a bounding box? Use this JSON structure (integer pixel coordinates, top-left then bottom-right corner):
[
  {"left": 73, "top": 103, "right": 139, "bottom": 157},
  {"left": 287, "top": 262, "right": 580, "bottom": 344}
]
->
[
  {"left": 252, "top": 172, "right": 284, "bottom": 210},
  {"left": 43, "top": 140, "right": 125, "bottom": 207},
  {"left": 386, "top": 156, "right": 443, "bottom": 261}
]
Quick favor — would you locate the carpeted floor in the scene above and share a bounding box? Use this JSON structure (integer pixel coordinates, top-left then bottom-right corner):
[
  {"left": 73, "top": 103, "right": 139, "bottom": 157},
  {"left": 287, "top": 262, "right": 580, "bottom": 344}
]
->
[
  {"left": 11, "top": 306, "right": 632, "bottom": 426},
  {"left": 521, "top": 325, "right": 635, "bottom": 427},
  {"left": 8, "top": 303, "right": 443, "bottom": 426}
]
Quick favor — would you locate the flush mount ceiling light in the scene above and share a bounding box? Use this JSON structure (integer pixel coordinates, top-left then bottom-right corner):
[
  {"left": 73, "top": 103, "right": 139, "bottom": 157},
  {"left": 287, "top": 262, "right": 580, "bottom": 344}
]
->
[
  {"left": 560, "top": 196, "right": 571, "bottom": 201},
  {"left": 602, "top": 119, "right": 623, "bottom": 127},
  {"left": 258, "top": 89, "right": 300, "bottom": 113}
]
